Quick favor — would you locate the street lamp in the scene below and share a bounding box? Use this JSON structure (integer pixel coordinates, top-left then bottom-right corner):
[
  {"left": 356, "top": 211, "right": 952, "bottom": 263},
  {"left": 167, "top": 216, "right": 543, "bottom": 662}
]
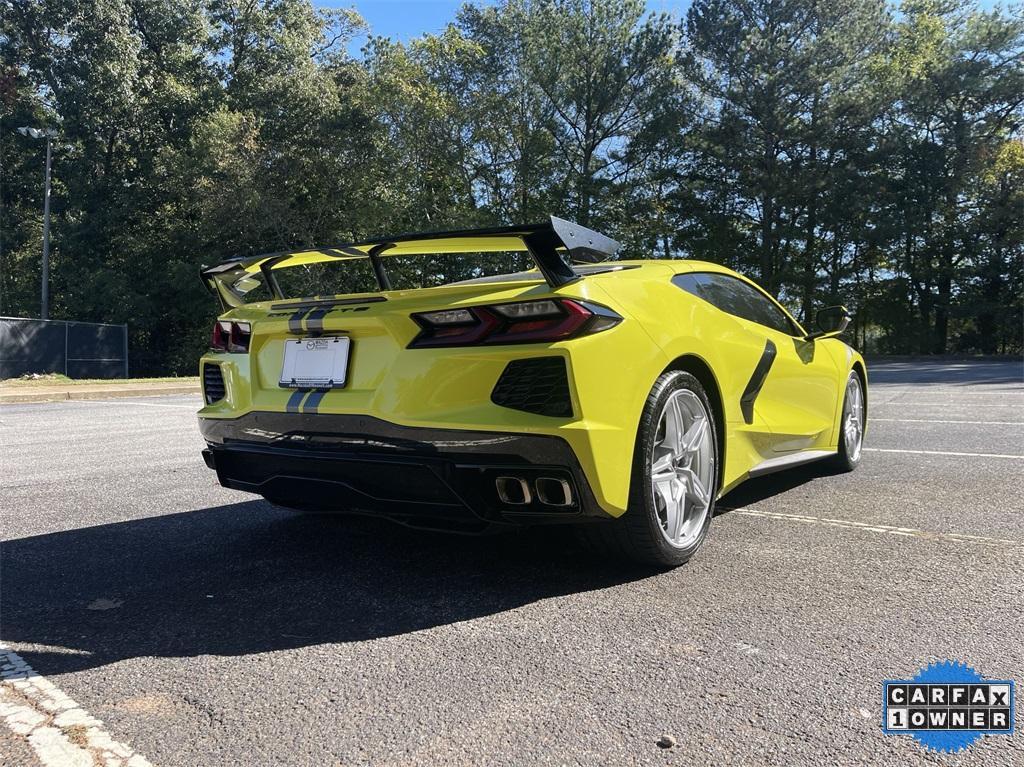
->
[{"left": 18, "top": 126, "right": 58, "bottom": 320}]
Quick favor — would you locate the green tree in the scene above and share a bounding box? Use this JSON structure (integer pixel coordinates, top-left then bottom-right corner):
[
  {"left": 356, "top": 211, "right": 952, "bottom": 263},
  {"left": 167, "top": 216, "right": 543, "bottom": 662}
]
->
[
  {"left": 878, "top": 0, "right": 1024, "bottom": 352},
  {"left": 455, "top": 0, "right": 563, "bottom": 223},
  {"left": 525, "top": 0, "right": 678, "bottom": 228},
  {"left": 685, "top": 0, "right": 890, "bottom": 305}
]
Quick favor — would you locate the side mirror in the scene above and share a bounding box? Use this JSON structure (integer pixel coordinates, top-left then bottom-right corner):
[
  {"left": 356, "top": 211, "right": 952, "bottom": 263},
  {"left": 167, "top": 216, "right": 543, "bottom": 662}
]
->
[{"left": 807, "top": 305, "right": 851, "bottom": 340}]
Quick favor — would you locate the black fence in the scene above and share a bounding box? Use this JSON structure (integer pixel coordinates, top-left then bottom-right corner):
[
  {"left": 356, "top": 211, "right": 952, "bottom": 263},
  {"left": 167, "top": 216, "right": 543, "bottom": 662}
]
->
[{"left": 0, "top": 317, "right": 128, "bottom": 379}]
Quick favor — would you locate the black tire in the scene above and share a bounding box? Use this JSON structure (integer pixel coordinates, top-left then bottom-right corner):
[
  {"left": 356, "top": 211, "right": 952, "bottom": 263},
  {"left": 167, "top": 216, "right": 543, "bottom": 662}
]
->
[
  {"left": 577, "top": 370, "right": 719, "bottom": 568},
  {"left": 831, "top": 370, "right": 865, "bottom": 472}
]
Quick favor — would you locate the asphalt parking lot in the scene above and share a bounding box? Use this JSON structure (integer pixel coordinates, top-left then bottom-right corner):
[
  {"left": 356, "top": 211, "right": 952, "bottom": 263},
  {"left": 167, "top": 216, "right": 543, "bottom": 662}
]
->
[{"left": 2, "top": 359, "right": 1022, "bottom": 766}]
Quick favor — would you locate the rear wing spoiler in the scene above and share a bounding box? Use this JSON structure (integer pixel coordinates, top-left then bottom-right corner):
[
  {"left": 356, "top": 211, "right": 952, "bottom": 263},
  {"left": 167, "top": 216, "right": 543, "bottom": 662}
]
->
[{"left": 200, "top": 216, "right": 621, "bottom": 309}]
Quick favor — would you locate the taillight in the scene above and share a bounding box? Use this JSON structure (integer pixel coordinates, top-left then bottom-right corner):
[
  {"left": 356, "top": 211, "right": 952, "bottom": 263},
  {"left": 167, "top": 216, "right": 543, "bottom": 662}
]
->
[
  {"left": 409, "top": 299, "right": 621, "bottom": 348},
  {"left": 210, "top": 320, "right": 251, "bottom": 352}
]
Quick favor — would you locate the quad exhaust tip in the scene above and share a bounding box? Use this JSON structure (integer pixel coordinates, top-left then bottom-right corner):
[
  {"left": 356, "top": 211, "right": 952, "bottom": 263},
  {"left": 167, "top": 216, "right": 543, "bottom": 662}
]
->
[
  {"left": 495, "top": 476, "right": 573, "bottom": 507},
  {"left": 535, "top": 477, "right": 573, "bottom": 506},
  {"left": 495, "top": 476, "right": 532, "bottom": 505}
]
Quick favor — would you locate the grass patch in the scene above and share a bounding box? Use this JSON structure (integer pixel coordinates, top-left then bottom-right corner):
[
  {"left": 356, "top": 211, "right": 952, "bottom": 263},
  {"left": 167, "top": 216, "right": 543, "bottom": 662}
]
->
[
  {"left": 65, "top": 724, "right": 90, "bottom": 748},
  {"left": 1, "top": 373, "right": 199, "bottom": 387}
]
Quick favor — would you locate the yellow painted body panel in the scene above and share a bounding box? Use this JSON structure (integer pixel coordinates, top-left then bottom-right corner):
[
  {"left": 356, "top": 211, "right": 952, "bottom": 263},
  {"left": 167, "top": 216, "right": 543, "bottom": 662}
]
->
[{"left": 199, "top": 260, "right": 865, "bottom": 516}]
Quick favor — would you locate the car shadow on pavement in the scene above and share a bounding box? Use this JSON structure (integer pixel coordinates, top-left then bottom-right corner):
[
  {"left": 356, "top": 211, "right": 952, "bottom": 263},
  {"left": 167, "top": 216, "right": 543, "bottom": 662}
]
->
[
  {"left": 716, "top": 461, "right": 846, "bottom": 512},
  {"left": 1, "top": 502, "right": 654, "bottom": 674}
]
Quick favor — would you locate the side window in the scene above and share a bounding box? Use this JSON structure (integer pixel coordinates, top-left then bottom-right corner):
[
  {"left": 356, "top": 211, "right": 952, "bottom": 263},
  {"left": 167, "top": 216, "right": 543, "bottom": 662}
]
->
[
  {"left": 672, "top": 273, "right": 704, "bottom": 299},
  {"left": 672, "top": 272, "right": 797, "bottom": 336}
]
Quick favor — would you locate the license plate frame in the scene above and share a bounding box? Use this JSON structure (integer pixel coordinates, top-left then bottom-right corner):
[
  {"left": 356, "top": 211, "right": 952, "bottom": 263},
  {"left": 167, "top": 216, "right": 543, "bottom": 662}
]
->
[{"left": 279, "top": 336, "right": 351, "bottom": 389}]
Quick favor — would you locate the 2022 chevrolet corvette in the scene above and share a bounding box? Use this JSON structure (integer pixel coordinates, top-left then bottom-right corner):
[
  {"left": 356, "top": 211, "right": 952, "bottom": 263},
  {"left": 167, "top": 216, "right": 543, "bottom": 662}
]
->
[{"left": 198, "top": 217, "right": 866, "bottom": 566}]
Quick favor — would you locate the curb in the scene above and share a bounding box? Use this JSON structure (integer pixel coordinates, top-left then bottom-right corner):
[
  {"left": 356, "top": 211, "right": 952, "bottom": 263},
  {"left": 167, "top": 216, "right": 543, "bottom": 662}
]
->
[{"left": 0, "top": 384, "right": 200, "bottom": 404}]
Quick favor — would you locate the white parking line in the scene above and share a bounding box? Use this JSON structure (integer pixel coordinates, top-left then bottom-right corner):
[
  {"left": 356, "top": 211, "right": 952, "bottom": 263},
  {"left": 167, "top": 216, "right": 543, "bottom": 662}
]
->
[
  {"left": 863, "top": 447, "right": 1024, "bottom": 459},
  {"left": 0, "top": 646, "right": 152, "bottom": 767},
  {"left": 71, "top": 399, "right": 197, "bottom": 410},
  {"left": 730, "top": 508, "right": 1023, "bottom": 548},
  {"left": 870, "top": 417, "right": 1023, "bottom": 426}
]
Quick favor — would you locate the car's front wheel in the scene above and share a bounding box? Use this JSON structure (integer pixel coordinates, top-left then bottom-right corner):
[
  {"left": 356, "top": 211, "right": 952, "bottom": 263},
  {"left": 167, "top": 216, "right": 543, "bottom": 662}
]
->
[
  {"left": 831, "top": 371, "right": 865, "bottom": 472},
  {"left": 579, "top": 370, "right": 719, "bottom": 568}
]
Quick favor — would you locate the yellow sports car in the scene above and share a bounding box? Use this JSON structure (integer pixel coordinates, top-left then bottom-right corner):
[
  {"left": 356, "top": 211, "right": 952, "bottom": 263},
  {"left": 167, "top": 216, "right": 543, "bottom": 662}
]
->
[{"left": 198, "top": 217, "right": 866, "bottom": 566}]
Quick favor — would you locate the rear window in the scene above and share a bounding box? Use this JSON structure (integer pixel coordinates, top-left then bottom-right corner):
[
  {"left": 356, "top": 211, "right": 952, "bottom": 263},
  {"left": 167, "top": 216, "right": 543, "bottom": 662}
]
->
[
  {"left": 259, "top": 250, "right": 536, "bottom": 300},
  {"left": 272, "top": 259, "right": 380, "bottom": 298},
  {"left": 382, "top": 251, "right": 534, "bottom": 290}
]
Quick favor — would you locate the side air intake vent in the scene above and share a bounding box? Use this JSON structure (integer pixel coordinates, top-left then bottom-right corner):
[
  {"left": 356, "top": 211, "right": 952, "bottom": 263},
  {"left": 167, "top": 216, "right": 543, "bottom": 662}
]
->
[
  {"left": 203, "top": 363, "right": 226, "bottom": 404},
  {"left": 491, "top": 357, "right": 572, "bottom": 418}
]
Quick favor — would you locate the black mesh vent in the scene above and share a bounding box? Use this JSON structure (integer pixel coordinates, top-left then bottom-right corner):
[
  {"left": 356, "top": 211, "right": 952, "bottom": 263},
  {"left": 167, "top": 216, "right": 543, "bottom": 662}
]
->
[
  {"left": 491, "top": 357, "right": 572, "bottom": 418},
  {"left": 203, "top": 363, "right": 226, "bottom": 404}
]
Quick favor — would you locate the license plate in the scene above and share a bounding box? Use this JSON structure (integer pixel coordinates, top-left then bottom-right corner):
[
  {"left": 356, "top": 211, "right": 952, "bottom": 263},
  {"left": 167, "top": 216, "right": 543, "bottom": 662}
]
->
[{"left": 280, "top": 337, "right": 351, "bottom": 388}]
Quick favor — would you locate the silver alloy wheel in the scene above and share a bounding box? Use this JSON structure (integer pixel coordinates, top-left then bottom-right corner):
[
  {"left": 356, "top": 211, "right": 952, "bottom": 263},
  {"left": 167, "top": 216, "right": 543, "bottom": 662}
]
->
[
  {"left": 843, "top": 374, "right": 865, "bottom": 461},
  {"left": 651, "top": 389, "right": 716, "bottom": 548}
]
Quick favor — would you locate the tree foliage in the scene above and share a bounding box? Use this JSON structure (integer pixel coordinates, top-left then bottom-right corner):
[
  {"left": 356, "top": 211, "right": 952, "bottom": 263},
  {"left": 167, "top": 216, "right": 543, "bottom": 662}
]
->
[{"left": 1, "top": 0, "right": 1021, "bottom": 373}]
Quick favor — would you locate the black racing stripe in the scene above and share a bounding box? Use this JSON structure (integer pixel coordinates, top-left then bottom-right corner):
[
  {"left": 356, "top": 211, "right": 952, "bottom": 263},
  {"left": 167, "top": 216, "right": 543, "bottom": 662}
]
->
[
  {"left": 302, "top": 390, "right": 328, "bottom": 413},
  {"left": 305, "top": 307, "right": 330, "bottom": 333},
  {"left": 740, "top": 339, "right": 777, "bottom": 425},
  {"left": 285, "top": 389, "right": 307, "bottom": 413},
  {"left": 288, "top": 308, "right": 311, "bottom": 334}
]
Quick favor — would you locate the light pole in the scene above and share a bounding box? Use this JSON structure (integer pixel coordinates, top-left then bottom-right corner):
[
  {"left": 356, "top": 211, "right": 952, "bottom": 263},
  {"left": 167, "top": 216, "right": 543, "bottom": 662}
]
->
[{"left": 18, "top": 126, "right": 58, "bottom": 320}]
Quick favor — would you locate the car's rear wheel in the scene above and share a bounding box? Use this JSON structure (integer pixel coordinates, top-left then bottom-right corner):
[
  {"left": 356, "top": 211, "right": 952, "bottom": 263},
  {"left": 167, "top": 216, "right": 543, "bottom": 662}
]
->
[
  {"left": 831, "top": 371, "right": 865, "bottom": 472},
  {"left": 578, "top": 370, "right": 718, "bottom": 568}
]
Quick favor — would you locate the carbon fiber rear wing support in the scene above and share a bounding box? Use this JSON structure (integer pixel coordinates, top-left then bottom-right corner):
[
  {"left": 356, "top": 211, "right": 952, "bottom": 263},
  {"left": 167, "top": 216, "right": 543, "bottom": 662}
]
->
[{"left": 200, "top": 216, "right": 621, "bottom": 309}]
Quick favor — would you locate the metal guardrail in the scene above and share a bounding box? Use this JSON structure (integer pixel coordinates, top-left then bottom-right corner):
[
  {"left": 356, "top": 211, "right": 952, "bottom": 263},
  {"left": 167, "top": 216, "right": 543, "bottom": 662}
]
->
[{"left": 0, "top": 316, "right": 128, "bottom": 379}]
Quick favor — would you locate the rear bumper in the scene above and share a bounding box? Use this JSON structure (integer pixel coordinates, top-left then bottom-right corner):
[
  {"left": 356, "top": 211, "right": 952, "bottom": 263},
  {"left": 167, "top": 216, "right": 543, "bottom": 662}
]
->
[{"left": 199, "top": 412, "right": 609, "bottom": 529}]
